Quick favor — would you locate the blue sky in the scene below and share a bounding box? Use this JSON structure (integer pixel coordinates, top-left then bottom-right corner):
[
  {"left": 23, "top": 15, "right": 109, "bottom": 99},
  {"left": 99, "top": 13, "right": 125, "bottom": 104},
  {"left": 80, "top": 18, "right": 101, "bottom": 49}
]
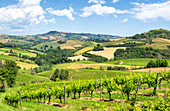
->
[{"left": 0, "top": 0, "right": 170, "bottom": 36}]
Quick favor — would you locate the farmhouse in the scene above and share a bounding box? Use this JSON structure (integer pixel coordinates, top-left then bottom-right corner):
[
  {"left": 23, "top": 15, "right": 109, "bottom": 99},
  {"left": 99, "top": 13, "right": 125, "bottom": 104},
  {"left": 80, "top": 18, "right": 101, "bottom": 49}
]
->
[{"left": 118, "top": 61, "right": 124, "bottom": 64}]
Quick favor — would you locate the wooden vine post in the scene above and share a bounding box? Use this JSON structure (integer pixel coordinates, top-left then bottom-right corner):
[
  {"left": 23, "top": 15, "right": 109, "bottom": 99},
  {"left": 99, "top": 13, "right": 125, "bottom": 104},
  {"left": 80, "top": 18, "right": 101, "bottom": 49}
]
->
[
  {"left": 154, "top": 73, "right": 159, "bottom": 95},
  {"left": 64, "top": 86, "right": 66, "bottom": 104},
  {"left": 100, "top": 79, "right": 102, "bottom": 99},
  {"left": 135, "top": 78, "right": 141, "bottom": 100},
  {"left": 96, "top": 79, "right": 97, "bottom": 90},
  {"left": 19, "top": 91, "right": 22, "bottom": 108},
  {"left": 149, "top": 70, "right": 151, "bottom": 75},
  {"left": 48, "top": 86, "right": 50, "bottom": 103}
]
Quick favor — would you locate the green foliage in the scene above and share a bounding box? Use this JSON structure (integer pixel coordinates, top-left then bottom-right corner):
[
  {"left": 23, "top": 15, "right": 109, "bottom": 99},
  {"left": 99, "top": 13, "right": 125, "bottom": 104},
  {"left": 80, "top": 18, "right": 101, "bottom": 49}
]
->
[
  {"left": 82, "top": 51, "right": 108, "bottom": 63},
  {"left": 57, "top": 40, "right": 67, "bottom": 44},
  {"left": 93, "top": 44, "right": 104, "bottom": 51},
  {"left": 49, "top": 69, "right": 69, "bottom": 81},
  {"left": 131, "top": 29, "right": 170, "bottom": 39},
  {"left": 146, "top": 59, "right": 168, "bottom": 68},
  {"left": 141, "top": 98, "right": 170, "bottom": 110},
  {"left": 0, "top": 60, "right": 18, "bottom": 88},
  {"left": 0, "top": 76, "right": 5, "bottom": 92},
  {"left": 105, "top": 42, "right": 145, "bottom": 47},
  {"left": 114, "top": 47, "right": 170, "bottom": 60},
  {"left": 59, "top": 69, "right": 69, "bottom": 80},
  {"left": 50, "top": 69, "right": 59, "bottom": 81},
  {"left": 107, "top": 66, "right": 128, "bottom": 71},
  {"left": 35, "top": 48, "right": 74, "bottom": 65}
]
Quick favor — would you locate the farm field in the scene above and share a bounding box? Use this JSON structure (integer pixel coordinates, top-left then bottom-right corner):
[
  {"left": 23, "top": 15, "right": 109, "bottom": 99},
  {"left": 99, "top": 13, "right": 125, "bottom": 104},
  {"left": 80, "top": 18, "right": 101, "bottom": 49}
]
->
[
  {"left": 15, "top": 69, "right": 50, "bottom": 85},
  {"left": 60, "top": 40, "right": 93, "bottom": 49},
  {"left": 105, "top": 58, "right": 170, "bottom": 67},
  {"left": 0, "top": 47, "right": 37, "bottom": 57},
  {"left": 68, "top": 55, "right": 88, "bottom": 61},
  {"left": 140, "top": 38, "right": 170, "bottom": 49},
  {"left": 53, "top": 61, "right": 142, "bottom": 69},
  {"left": 75, "top": 47, "right": 93, "bottom": 55},
  {"left": 31, "top": 41, "right": 60, "bottom": 50},
  {"left": 131, "top": 67, "right": 170, "bottom": 72},
  {"left": 0, "top": 29, "right": 170, "bottom": 111},
  {"left": 0, "top": 54, "right": 38, "bottom": 69},
  {"left": 2, "top": 71, "right": 169, "bottom": 111},
  {"left": 88, "top": 47, "right": 126, "bottom": 59},
  {"left": 101, "top": 38, "right": 144, "bottom": 46}
]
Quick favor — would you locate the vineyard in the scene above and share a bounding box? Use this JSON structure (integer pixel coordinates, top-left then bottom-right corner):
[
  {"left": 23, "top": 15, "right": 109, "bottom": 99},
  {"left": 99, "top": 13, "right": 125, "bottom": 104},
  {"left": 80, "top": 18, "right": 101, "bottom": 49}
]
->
[{"left": 4, "top": 71, "right": 170, "bottom": 110}]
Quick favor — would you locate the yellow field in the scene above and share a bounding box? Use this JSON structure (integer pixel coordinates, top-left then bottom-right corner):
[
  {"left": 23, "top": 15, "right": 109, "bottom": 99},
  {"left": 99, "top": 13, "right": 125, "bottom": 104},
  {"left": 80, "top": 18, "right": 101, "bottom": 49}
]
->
[
  {"left": 131, "top": 67, "right": 170, "bottom": 73},
  {"left": 68, "top": 55, "right": 88, "bottom": 61},
  {"left": 88, "top": 47, "right": 126, "bottom": 59},
  {"left": 53, "top": 62, "right": 142, "bottom": 70},
  {"left": 140, "top": 38, "right": 170, "bottom": 49},
  {"left": 0, "top": 48, "right": 37, "bottom": 57},
  {"left": 75, "top": 47, "right": 93, "bottom": 55},
  {"left": 16, "top": 61, "right": 38, "bottom": 70}
]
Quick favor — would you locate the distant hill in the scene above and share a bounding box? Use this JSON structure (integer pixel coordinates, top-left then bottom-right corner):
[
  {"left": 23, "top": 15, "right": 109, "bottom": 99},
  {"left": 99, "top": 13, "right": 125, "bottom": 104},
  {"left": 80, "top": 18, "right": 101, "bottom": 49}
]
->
[
  {"left": 130, "top": 29, "right": 170, "bottom": 40},
  {"left": 0, "top": 31, "right": 122, "bottom": 43}
]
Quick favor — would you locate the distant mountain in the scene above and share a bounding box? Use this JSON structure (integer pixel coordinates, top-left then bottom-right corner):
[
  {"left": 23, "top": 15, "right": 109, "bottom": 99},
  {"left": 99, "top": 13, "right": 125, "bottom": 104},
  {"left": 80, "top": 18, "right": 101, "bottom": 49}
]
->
[
  {"left": 130, "top": 29, "right": 170, "bottom": 40},
  {"left": 0, "top": 31, "right": 122, "bottom": 43},
  {"left": 40, "top": 31, "right": 122, "bottom": 40}
]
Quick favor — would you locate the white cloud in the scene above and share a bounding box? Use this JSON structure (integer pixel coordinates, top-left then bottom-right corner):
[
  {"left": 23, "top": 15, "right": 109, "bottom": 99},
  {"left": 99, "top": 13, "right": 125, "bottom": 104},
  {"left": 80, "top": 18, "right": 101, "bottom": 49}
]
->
[
  {"left": 47, "top": 7, "right": 76, "bottom": 21},
  {"left": 88, "top": 0, "right": 106, "bottom": 4},
  {"left": 132, "top": 1, "right": 170, "bottom": 21},
  {"left": 18, "top": 0, "right": 42, "bottom": 6},
  {"left": 80, "top": 4, "right": 116, "bottom": 17},
  {"left": 121, "top": 18, "right": 128, "bottom": 23},
  {"left": 0, "top": 0, "right": 52, "bottom": 30},
  {"left": 113, "top": 0, "right": 119, "bottom": 3}
]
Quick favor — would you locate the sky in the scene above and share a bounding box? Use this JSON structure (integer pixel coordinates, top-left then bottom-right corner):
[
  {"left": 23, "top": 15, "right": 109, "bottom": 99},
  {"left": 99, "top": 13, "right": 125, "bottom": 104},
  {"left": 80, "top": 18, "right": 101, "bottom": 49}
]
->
[{"left": 0, "top": 0, "right": 170, "bottom": 36}]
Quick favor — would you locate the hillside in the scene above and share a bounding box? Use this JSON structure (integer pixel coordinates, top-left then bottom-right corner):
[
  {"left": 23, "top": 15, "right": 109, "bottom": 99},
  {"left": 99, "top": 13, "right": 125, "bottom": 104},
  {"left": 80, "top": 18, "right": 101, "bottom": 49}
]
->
[
  {"left": 130, "top": 29, "right": 170, "bottom": 40},
  {"left": 0, "top": 31, "right": 122, "bottom": 44}
]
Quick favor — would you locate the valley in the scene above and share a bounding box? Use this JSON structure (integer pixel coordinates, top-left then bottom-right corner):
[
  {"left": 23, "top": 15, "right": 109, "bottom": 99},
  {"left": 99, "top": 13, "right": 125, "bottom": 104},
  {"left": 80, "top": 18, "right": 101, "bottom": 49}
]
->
[{"left": 0, "top": 29, "right": 170, "bottom": 111}]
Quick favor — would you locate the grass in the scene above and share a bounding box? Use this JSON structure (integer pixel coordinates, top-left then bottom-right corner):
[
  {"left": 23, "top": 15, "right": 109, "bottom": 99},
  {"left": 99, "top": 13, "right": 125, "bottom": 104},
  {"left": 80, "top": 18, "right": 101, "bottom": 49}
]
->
[
  {"left": 32, "top": 41, "right": 60, "bottom": 50},
  {"left": 105, "top": 58, "right": 170, "bottom": 67},
  {"left": 37, "top": 68, "right": 134, "bottom": 80},
  {"left": 15, "top": 69, "right": 50, "bottom": 85}
]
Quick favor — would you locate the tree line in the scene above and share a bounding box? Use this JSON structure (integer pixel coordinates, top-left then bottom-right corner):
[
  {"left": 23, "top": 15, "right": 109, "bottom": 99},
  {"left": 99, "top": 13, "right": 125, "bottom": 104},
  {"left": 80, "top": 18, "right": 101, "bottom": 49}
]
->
[{"left": 114, "top": 47, "right": 170, "bottom": 60}]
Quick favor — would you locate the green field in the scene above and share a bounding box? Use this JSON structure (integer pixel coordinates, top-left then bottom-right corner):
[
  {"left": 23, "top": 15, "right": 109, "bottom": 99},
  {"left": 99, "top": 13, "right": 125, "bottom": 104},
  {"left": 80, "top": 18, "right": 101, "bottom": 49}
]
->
[
  {"left": 105, "top": 58, "right": 170, "bottom": 67},
  {"left": 0, "top": 54, "right": 38, "bottom": 69},
  {"left": 37, "top": 68, "right": 136, "bottom": 80},
  {"left": 31, "top": 41, "right": 60, "bottom": 50},
  {"left": 15, "top": 69, "right": 50, "bottom": 85},
  {"left": 0, "top": 47, "right": 37, "bottom": 57}
]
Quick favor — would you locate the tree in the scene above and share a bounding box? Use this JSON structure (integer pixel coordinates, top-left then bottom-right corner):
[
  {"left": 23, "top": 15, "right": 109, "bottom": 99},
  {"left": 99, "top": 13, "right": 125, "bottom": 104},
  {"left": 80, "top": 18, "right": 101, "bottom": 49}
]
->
[
  {"left": 147, "top": 60, "right": 156, "bottom": 68},
  {"left": 59, "top": 69, "right": 69, "bottom": 80},
  {"left": 50, "top": 69, "right": 59, "bottom": 81},
  {"left": 0, "top": 76, "right": 5, "bottom": 92},
  {"left": 0, "top": 60, "right": 18, "bottom": 87}
]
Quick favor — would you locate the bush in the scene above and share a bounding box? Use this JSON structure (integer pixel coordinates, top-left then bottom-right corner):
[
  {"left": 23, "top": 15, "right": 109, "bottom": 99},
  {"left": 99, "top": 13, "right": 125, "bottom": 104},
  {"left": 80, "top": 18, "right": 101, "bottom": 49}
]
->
[
  {"left": 107, "top": 66, "right": 128, "bottom": 71},
  {"left": 50, "top": 69, "right": 59, "bottom": 81},
  {"left": 146, "top": 59, "right": 168, "bottom": 68},
  {"left": 93, "top": 44, "right": 104, "bottom": 51}
]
